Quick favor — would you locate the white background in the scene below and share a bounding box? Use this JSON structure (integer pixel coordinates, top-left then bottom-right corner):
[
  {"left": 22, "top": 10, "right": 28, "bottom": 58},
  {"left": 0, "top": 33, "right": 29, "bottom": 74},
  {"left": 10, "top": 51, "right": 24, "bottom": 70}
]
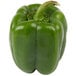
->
[{"left": 0, "top": 0, "right": 76, "bottom": 76}]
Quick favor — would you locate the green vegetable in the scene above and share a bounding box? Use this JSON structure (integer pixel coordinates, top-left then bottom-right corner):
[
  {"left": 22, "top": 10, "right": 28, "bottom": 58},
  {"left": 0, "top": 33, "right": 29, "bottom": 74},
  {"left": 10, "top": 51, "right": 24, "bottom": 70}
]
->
[{"left": 10, "top": 1, "right": 67, "bottom": 74}]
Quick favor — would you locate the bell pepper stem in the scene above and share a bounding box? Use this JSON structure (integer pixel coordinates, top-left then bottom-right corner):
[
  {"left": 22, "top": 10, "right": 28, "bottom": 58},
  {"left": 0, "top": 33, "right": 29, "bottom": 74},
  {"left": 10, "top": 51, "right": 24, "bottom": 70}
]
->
[{"left": 42, "top": 0, "right": 60, "bottom": 6}]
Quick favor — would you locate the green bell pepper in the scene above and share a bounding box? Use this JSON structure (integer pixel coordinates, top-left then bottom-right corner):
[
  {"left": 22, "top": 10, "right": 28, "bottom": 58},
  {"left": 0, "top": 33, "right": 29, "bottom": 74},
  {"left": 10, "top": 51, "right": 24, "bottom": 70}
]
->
[{"left": 10, "top": 1, "right": 67, "bottom": 74}]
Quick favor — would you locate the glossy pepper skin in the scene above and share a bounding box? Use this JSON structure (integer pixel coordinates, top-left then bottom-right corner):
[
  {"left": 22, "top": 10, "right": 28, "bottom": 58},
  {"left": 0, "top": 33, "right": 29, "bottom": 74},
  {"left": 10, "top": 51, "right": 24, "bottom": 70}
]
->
[{"left": 10, "top": 1, "right": 67, "bottom": 74}]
